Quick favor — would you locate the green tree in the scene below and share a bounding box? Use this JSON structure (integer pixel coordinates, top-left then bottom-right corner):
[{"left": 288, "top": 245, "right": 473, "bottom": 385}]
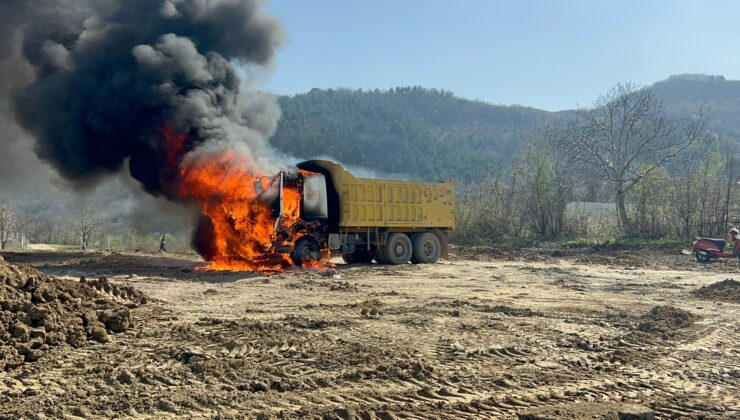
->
[{"left": 520, "top": 130, "right": 570, "bottom": 238}]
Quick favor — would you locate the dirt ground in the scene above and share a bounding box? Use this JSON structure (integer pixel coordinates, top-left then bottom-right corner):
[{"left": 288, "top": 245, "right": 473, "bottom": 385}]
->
[{"left": 0, "top": 246, "right": 738, "bottom": 419}]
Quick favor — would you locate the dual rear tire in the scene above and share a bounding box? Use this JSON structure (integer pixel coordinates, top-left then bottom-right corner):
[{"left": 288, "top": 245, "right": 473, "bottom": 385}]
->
[
  {"left": 383, "top": 233, "right": 413, "bottom": 265},
  {"left": 410, "top": 232, "right": 442, "bottom": 264},
  {"left": 379, "top": 232, "right": 441, "bottom": 265},
  {"left": 356, "top": 232, "right": 442, "bottom": 265},
  {"left": 339, "top": 232, "right": 443, "bottom": 265}
]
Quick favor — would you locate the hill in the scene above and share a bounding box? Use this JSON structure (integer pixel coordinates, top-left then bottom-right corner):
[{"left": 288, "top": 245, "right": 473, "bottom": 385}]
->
[
  {"left": 271, "top": 87, "right": 554, "bottom": 181},
  {"left": 650, "top": 74, "right": 740, "bottom": 137},
  {"left": 270, "top": 75, "right": 739, "bottom": 181}
]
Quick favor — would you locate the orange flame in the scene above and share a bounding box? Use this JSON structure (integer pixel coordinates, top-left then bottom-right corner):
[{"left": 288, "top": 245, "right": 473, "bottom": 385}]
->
[{"left": 161, "top": 126, "right": 326, "bottom": 272}]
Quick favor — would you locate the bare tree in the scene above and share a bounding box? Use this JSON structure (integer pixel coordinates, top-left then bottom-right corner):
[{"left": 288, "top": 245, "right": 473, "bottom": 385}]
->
[
  {"left": 73, "top": 202, "right": 106, "bottom": 250},
  {"left": 0, "top": 203, "right": 16, "bottom": 249},
  {"left": 561, "top": 83, "right": 708, "bottom": 232}
]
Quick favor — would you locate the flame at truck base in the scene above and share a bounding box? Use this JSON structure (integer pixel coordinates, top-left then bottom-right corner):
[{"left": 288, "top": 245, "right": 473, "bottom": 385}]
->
[{"left": 162, "top": 127, "right": 325, "bottom": 272}]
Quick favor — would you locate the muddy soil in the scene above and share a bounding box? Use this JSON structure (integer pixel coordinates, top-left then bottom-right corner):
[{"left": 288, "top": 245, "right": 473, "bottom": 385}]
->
[
  {"left": 692, "top": 278, "right": 740, "bottom": 303},
  {"left": 0, "top": 257, "right": 136, "bottom": 372},
  {"left": 0, "top": 247, "right": 737, "bottom": 419}
]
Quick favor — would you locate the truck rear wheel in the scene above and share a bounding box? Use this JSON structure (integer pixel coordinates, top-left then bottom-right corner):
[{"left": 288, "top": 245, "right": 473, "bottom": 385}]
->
[
  {"left": 411, "top": 232, "right": 441, "bottom": 264},
  {"left": 383, "top": 233, "right": 412, "bottom": 265},
  {"left": 292, "top": 237, "right": 321, "bottom": 266}
]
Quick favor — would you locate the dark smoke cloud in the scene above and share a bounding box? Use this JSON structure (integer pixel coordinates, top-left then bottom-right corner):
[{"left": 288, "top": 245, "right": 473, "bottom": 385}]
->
[{"left": 2, "top": 0, "right": 284, "bottom": 196}]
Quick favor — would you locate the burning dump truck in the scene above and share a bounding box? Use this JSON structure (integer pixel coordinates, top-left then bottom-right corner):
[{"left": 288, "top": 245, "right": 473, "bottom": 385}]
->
[{"left": 260, "top": 160, "right": 455, "bottom": 266}]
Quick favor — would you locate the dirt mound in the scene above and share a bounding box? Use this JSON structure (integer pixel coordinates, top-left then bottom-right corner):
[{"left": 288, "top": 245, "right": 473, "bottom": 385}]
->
[
  {"left": 482, "top": 304, "right": 543, "bottom": 317},
  {"left": 692, "top": 278, "right": 740, "bottom": 303},
  {"left": 637, "top": 305, "right": 696, "bottom": 334},
  {"left": 0, "top": 259, "right": 136, "bottom": 370},
  {"left": 81, "top": 275, "right": 150, "bottom": 307}
]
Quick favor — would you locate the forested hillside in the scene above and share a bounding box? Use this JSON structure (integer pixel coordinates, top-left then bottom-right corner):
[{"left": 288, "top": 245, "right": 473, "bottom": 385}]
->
[
  {"left": 271, "top": 75, "right": 739, "bottom": 181},
  {"left": 271, "top": 87, "right": 554, "bottom": 181},
  {"left": 651, "top": 74, "right": 740, "bottom": 137}
]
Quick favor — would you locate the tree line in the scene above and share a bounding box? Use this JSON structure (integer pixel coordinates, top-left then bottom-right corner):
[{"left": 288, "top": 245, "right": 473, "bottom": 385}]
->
[
  {"left": 0, "top": 199, "right": 193, "bottom": 253},
  {"left": 454, "top": 83, "right": 739, "bottom": 245}
]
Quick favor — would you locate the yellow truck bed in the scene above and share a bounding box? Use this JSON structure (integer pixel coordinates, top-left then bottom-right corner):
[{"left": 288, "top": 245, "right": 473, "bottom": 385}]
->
[{"left": 302, "top": 160, "right": 455, "bottom": 229}]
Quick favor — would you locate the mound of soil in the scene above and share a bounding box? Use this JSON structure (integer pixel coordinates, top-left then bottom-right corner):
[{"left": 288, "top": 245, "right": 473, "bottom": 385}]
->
[
  {"left": 637, "top": 305, "right": 696, "bottom": 334},
  {"left": 81, "top": 275, "right": 150, "bottom": 307},
  {"left": 0, "top": 258, "right": 135, "bottom": 370},
  {"left": 692, "top": 279, "right": 740, "bottom": 303}
]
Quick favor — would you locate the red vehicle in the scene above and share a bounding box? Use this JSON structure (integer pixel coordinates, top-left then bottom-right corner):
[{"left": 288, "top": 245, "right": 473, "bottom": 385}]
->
[{"left": 692, "top": 228, "right": 740, "bottom": 262}]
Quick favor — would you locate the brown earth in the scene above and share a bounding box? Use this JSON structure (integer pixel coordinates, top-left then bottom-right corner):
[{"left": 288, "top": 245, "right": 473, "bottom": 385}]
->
[
  {"left": 692, "top": 278, "right": 740, "bottom": 303},
  {"left": 0, "top": 257, "right": 137, "bottom": 372},
  {"left": 0, "top": 246, "right": 738, "bottom": 419}
]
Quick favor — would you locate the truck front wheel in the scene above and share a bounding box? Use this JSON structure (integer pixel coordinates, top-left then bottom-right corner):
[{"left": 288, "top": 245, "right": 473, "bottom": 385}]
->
[
  {"left": 383, "top": 233, "right": 412, "bottom": 265},
  {"left": 292, "top": 237, "right": 321, "bottom": 266},
  {"left": 411, "top": 232, "right": 441, "bottom": 264}
]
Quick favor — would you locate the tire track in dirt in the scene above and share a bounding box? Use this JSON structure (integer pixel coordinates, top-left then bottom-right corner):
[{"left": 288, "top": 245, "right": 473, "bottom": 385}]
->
[{"left": 2, "top": 251, "right": 738, "bottom": 418}]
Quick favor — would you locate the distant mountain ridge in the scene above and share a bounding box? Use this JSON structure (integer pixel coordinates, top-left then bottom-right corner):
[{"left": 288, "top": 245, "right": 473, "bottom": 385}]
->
[
  {"left": 270, "top": 75, "right": 739, "bottom": 181},
  {"left": 651, "top": 74, "right": 740, "bottom": 137}
]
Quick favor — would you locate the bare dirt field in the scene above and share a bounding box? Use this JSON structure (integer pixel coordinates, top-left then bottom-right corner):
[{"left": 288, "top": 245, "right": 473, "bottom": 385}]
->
[{"left": 1, "top": 246, "right": 738, "bottom": 419}]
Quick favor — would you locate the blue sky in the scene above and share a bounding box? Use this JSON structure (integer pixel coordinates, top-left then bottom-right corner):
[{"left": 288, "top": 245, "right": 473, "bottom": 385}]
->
[{"left": 263, "top": 0, "right": 740, "bottom": 111}]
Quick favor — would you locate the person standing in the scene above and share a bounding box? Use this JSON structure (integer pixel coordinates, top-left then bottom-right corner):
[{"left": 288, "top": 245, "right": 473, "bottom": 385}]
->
[{"left": 730, "top": 228, "right": 740, "bottom": 257}]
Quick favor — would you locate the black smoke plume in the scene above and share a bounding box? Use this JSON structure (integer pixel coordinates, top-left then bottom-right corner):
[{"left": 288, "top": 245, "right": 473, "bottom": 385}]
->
[{"left": 2, "top": 0, "right": 284, "bottom": 196}]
